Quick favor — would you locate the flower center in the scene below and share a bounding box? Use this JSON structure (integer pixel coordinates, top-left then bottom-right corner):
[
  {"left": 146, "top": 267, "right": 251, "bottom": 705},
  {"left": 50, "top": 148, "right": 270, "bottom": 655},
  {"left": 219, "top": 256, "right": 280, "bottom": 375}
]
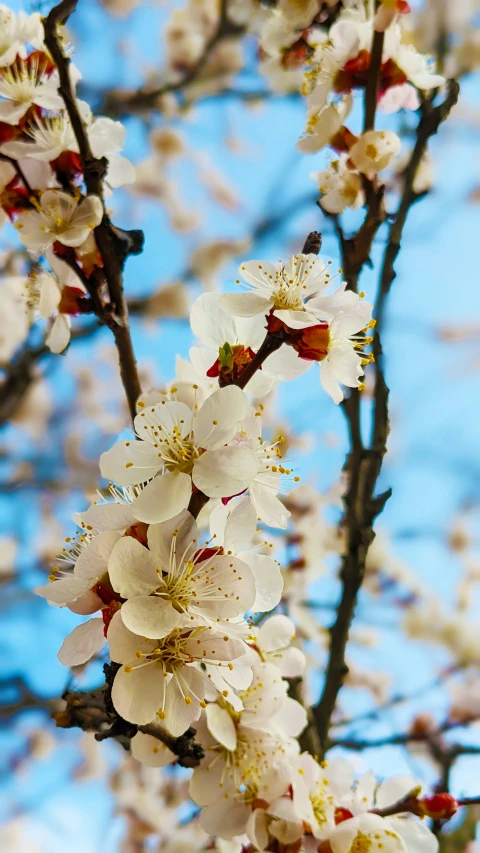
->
[
  {"left": 145, "top": 630, "right": 193, "bottom": 669},
  {"left": 351, "top": 832, "right": 372, "bottom": 853},
  {"left": 161, "top": 564, "right": 196, "bottom": 611},
  {"left": 162, "top": 433, "right": 199, "bottom": 474},
  {"left": 311, "top": 787, "right": 333, "bottom": 826}
]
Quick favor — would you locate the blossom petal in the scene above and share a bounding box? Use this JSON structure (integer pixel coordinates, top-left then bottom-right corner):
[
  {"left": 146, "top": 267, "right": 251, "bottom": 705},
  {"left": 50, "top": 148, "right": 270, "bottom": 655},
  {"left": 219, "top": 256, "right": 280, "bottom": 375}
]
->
[
  {"left": 388, "top": 817, "right": 437, "bottom": 853},
  {"left": 249, "top": 480, "right": 290, "bottom": 529},
  {"left": 376, "top": 777, "right": 421, "bottom": 810},
  {"left": 193, "top": 446, "right": 259, "bottom": 498},
  {"left": 120, "top": 596, "right": 181, "bottom": 640},
  {"left": 107, "top": 610, "right": 156, "bottom": 664},
  {"left": 112, "top": 662, "right": 166, "bottom": 725},
  {"left": 205, "top": 703, "right": 237, "bottom": 751},
  {"left": 257, "top": 614, "right": 296, "bottom": 652},
  {"left": 163, "top": 667, "right": 205, "bottom": 735},
  {"left": 107, "top": 536, "right": 158, "bottom": 597},
  {"left": 130, "top": 731, "right": 175, "bottom": 767},
  {"left": 132, "top": 472, "right": 191, "bottom": 523},
  {"left": 193, "top": 385, "right": 251, "bottom": 450},
  {"left": 223, "top": 495, "right": 257, "bottom": 554},
  {"left": 75, "top": 530, "right": 122, "bottom": 582},
  {"left": 243, "top": 553, "right": 283, "bottom": 612},
  {"left": 100, "top": 440, "right": 162, "bottom": 486},
  {"left": 199, "top": 800, "right": 251, "bottom": 839},
  {"left": 74, "top": 502, "right": 136, "bottom": 533},
  {"left": 35, "top": 576, "right": 89, "bottom": 606},
  {"left": 46, "top": 314, "right": 71, "bottom": 354},
  {"left": 147, "top": 510, "right": 197, "bottom": 567},
  {"left": 57, "top": 617, "right": 105, "bottom": 666},
  {"left": 134, "top": 400, "right": 192, "bottom": 441},
  {"left": 218, "top": 292, "right": 272, "bottom": 318}
]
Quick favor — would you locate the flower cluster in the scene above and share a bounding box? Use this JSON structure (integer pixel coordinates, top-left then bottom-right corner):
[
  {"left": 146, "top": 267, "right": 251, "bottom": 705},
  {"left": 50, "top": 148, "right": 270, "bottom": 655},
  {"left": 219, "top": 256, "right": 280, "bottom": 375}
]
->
[
  {"left": 0, "top": 5, "right": 134, "bottom": 353},
  {"left": 258, "top": 0, "right": 444, "bottom": 213}
]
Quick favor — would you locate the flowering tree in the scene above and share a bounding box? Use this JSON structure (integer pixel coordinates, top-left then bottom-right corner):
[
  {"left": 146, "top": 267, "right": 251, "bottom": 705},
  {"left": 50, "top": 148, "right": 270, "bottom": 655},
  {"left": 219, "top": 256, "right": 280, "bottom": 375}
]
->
[{"left": 1, "top": 1, "right": 480, "bottom": 852}]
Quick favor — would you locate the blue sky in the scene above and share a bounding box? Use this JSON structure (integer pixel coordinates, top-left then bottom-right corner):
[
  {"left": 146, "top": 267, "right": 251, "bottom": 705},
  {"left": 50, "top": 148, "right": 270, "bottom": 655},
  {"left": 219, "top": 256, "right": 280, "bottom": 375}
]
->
[{"left": 2, "top": 1, "right": 480, "bottom": 849}]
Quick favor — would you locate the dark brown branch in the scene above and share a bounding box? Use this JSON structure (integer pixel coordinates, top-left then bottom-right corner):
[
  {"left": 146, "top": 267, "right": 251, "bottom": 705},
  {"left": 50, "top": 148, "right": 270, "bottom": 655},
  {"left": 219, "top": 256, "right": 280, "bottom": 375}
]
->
[
  {"left": 56, "top": 677, "right": 203, "bottom": 767},
  {"left": 43, "top": 0, "right": 143, "bottom": 422},
  {"left": 310, "top": 82, "right": 460, "bottom": 760},
  {"left": 364, "top": 29, "right": 385, "bottom": 132},
  {"left": 0, "top": 153, "right": 34, "bottom": 196}
]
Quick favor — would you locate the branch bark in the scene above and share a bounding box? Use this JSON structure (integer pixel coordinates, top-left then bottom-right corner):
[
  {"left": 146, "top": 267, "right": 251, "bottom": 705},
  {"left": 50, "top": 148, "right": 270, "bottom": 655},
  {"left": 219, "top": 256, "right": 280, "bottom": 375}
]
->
[
  {"left": 310, "top": 81, "right": 460, "bottom": 758},
  {"left": 43, "top": 0, "right": 143, "bottom": 422}
]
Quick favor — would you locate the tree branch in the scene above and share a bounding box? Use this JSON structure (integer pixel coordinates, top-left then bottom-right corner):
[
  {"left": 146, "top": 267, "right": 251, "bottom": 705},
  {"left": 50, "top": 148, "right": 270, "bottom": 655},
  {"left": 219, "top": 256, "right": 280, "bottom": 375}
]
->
[
  {"left": 43, "top": 0, "right": 143, "bottom": 422},
  {"left": 100, "top": 0, "right": 244, "bottom": 117},
  {"left": 309, "top": 81, "right": 460, "bottom": 760}
]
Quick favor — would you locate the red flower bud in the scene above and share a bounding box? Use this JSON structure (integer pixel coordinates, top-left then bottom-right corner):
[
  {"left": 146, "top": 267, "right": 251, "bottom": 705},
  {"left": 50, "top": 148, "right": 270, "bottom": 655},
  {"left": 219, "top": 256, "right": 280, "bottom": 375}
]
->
[{"left": 418, "top": 793, "right": 458, "bottom": 820}]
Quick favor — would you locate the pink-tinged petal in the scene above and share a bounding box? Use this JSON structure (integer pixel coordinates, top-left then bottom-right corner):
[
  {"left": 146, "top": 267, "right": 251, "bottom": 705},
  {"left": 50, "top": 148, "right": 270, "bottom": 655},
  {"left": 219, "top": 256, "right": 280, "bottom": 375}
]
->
[
  {"left": 100, "top": 440, "right": 162, "bottom": 486},
  {"left": 132, "top": 472, "right": 191, "bottom": 523},
  {"left": 107, "top": 537, "right": 158, "bottom": 597},
  {"left": 193, "top": 446, "right": 259, "bottom": 498},
  {"left": 68, "top": 589, "right": 103, "bottom": 615},
  {"left": 35, "top": 576, "right": 89, "bottom": 606},
  {"left": 194, "top": 385, "right": 250, "bottom": 450},
  {"left": 120, "top": 596, "right": 180, "bottom": 640},
  {"left": 57, "top": 617, "right": 105, "bottom": 666},
  {"left": 112, "top": 662, "right": 166, "bottom": 725},
  {"left": 218, "top": 292, "right": 272, "bottom": 318},
  {"left": 130, "top": 731, "right": 175, "bottom": 767}
]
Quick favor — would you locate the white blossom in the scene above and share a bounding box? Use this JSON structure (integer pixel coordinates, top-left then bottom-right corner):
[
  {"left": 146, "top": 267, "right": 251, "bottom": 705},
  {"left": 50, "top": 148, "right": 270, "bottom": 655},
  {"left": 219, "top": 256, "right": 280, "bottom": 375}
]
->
[
  {"left": 100, "top": 386, "right": 259, "bottom": 524},
  {"left": 14, "top": 190, "right": 103, "bottom": 251}
]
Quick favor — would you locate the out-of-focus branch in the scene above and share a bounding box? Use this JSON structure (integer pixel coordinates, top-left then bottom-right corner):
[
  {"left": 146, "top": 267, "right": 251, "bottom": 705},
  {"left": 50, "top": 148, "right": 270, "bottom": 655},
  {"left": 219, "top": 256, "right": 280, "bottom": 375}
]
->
[
  {"left": 0, "top": 675, "right": 54, "bottom": 718},
  {"left": 100, "top": 0, "right": 245, "bottom": 117},
  {"left": 0, "top": 342, "right": 49, "bottom": 426},
  {"left": 43, "top": 0, "right": 143, "bottom": 422}
]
